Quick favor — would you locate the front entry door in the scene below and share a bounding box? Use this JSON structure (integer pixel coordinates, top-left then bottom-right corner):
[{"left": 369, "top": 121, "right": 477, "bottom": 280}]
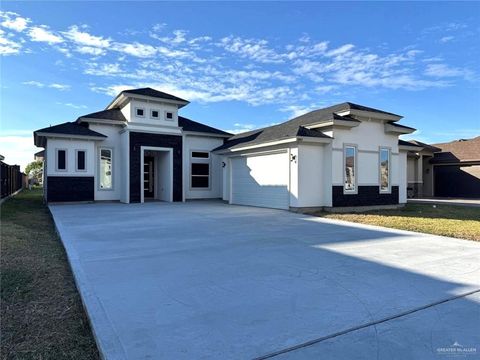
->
[{"left": 144, "top": 156, "right": 155, "bottom": 198}]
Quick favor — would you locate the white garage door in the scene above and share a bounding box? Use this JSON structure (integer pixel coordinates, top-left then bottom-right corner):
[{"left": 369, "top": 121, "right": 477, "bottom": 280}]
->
[{"left": 231, "top": 151, "right": 290, "bottom": 210}]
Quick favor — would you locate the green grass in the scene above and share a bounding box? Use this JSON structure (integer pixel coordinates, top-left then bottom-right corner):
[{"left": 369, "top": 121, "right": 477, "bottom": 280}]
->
[
  {"left": 1, "top": 189, "right": 99, "bottom": 359},
  {"left": 315, "top": 204, "right": 480, "bottom": 241}
]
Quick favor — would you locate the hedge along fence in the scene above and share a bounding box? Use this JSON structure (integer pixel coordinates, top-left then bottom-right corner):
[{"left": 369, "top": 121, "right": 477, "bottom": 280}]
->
[{"left": 1, "top": 160, "right": 26, "bottom": 199}]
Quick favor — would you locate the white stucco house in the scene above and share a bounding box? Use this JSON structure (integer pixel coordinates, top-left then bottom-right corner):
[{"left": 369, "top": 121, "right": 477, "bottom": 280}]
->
[{"left": 34, "top": 87, "right": 416, "bottom": 210}]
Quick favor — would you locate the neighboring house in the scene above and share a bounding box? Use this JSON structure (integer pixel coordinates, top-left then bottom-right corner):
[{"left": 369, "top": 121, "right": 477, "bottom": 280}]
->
[
  {"left": 34, "top": 150, "right": 45, "bottom": 161},
  {"left": 405, "top": 136, "right": 480, "bottom": 198},
  {"left": 34, "top": 88, "right": 416, "bottom": 210}
]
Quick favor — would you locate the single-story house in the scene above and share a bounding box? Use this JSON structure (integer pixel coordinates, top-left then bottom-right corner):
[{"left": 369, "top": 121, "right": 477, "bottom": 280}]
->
[
  {"left": 405, "top": 136, "right": 480, "bottom": 198},
  {"left": 34, "top": 87, "right": 417, "bottom": 210}
]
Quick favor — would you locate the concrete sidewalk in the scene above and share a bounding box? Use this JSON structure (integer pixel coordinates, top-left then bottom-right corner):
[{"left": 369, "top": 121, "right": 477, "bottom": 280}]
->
[{"left": 49, "top": 201, "right": 480, "bottom": 359}]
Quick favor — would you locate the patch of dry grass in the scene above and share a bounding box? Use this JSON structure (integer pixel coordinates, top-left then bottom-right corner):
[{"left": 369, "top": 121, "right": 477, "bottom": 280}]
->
[
  {"left": 1, "top": 189, "right": 99, "bottom": 359},
  {"left": 315, "top": 204, "right": 480, "bottom": 241}
]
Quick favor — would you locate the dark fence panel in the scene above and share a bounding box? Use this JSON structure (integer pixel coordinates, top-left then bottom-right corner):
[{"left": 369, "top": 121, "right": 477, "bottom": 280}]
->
[{"left": 1, "top": 161, "right": 25, "bottom": 198}]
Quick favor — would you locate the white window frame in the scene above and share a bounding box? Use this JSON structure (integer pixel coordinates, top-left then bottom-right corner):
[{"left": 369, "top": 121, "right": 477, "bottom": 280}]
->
[
  {"left": 55, "top": 148, "right": 67, "bottom": 172},
  {"left": 98, "top": 147, "right": 114, "bottom": 191},
  {"left": 135, "top": 107, "right": 145, "bottom": 118},
  {"left": 379, "top": 147, "right": 391, "bottom": 194},
  {"left": 75, "top": 149, "right": 87, "bottom": 172},
  {"left": 343, "top": 144, "right": 357, "bottom": 194},
  {"left": 190, "top": 150, "right": 210, "bottom": 190},
  {"left": 165, "top": 111, "right": 174, "bottom": 121},
  {"left": 150, "top": 109, "right": 159, "bottom": 119}
]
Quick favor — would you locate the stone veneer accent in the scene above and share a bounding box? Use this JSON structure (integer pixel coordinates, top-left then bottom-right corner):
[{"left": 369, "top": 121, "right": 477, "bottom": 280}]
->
[{"left": 129, "top": 132, "right": 183, "bottom": 203}]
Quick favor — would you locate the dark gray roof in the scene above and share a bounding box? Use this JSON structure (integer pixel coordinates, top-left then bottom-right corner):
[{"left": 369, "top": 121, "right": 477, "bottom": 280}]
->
[
  {"left": 214, "top": 102, "right": 406, "bottom": 152},
  {"left": 398, "top": 139, "right": 422, "bottom": 148},
  {"left": 178, "top": 116, "right": 231, "bottom": 136},
  {"left": 121, "top": 87, "right": 188, "bottom": 103},
  {"left": 387, "top": 121, "right": 416, "bottom": 131},
  {"left": 35, "top": 122, "right": 107, "bottom": 137},
  {"left": 213, "top": 104, "right": 372, "bottom": 151},
  {"left": 345, "top": 102, "right": 401, "bottom": 118},
  {"left": 77, "top": 108, "right": 126, "bottom": 122},
  {"left": 34, "top": 122, "right": 107, "bottom": 147},
  {"left": 407, "top": 140, "right": 441, "bottom": 152}
]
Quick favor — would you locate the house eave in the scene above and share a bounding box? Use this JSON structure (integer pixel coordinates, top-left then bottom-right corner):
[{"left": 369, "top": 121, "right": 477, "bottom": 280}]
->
[
  {"left": 337, "top": 109, "right": 403, "bottom": 121},
  {"left": 214, "top": 136, "right": 331, "bottom": 155},
  {"left": 77, "top": 117, "right": 126, "bottom": 126},
  {"left": 385, "top": 123, "right": 415, "bottom": 134},
  {"left": 106, "top": 92, "right": 190, "bottom": 110},
  {"left": 182, "top": 130, "right": 232, "bottom": 138}
]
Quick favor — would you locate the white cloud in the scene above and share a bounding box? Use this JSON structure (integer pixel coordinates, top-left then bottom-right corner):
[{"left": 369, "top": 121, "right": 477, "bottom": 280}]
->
[
  {"left": 326, "top": 44, "right": 354, "bottom": 57},
  {"left": 0, "top": 134, "right": 38, "bottom": 171},
  {"left": 112, "top": 42, "right": 157, "bottom": 57},
  {"left": 76, "top": 46, "right": 106, "bottom": 56},
  {"left": 424, "top": 63, "right": 473, "bottom": 80},
  {"left": 49, "top": 83, "right": 70, "bottom": 91},
  {"left": 440, "top": 36, "right": 454, "bottom": 43},
  {"left": 63, "top": 25, "right": 110, "bottom": 47},
  {"left": 0, "top": 11, "right": 30, "bottom": 32},
  {"left": 224, "top": 122, "right": 278, "bottom": 134},
  {"left": 22, "top": 81, "right": 71, "bottom": 90},
  {"left": 219, "top": 36, "right": 285, "bottom": 63},
  {"left": 56, "top": 102, "right": 87, "bottom": 109},
  {"left": 85, "top": 62, "right": 125, "bottom": 76},
  {"left": 28, "top": 25, "right": 63, "bottom": 44},
  {"left": 0, "top": 29, "right": 22, "bottom": 55}
]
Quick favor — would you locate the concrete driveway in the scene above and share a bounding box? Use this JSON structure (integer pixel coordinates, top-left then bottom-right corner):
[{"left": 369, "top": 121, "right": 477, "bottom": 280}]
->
[{"left": 49, "top": 201, "right": 480, "bottom": 360}]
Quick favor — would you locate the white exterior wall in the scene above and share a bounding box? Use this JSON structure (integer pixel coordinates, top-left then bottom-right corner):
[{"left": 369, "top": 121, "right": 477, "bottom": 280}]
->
[
  {"left": 399, "top": 151, "right": 407, "bottom": 203},
  {"left": 45, "top": 138, "right": 95, "bottom": 176},
  {"left": 289, "top": 146, "right": 299, "bottom": 207},
  {"left": 126, "top": 99, "right": 179, "bottom": 127},
  {"left": 89, "top": 124, "right": 123, "bottom": 201},
  {"left": 222, "top": 155, "right": 230, "bottom": 201},
  {"left": 331, "top": 120, "right": 400, "bottom": 188},
  {"left": 296, "top": 144, "right": 324, "bottom": 207},
  {"left": 184, "top": 135, "right": 224, "bottom": 199},
  {"left": 119, "top": 130, "right": 130, "bottom": 203}
]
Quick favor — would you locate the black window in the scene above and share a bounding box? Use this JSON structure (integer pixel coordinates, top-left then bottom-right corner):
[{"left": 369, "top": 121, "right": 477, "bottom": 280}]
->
[
  {"left": 191, "top": 161, "right": 209, "bottom": 188},
  {"left": 77, "top": 150, "right": 86, "bottom": 171},
  {"left": 57, "top": 150, "right": 66, "bottom": 170},
  {"left": 192, "top": 163, "right": 209, "bottom": 176},
  {"left": 151, "top": 110, "right": 159, "bottom": 118},
  {"left": 192, "top": 151, "right": 209, "bottom": 158},
  {"left": 166, "top": 112, "right": 173, "bottom": 119},
  {"left": 136, "top": 108, "right": 144, "bottom": 117}
]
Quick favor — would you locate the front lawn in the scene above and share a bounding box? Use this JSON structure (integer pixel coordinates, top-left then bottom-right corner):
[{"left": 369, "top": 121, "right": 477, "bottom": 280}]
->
[
  {"left": 1, "top": 189, "right": 99, "bottom": 358},
  {"left": 315, "top": 204, "right": 480, "bottom": 241}
]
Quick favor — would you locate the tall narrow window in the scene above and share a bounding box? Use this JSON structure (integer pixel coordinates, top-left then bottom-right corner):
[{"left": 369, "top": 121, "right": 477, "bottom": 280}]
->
[
  {"left": 344, "top": 146, "right": 356, "bottom": 193},
  {"left": 99, "top": 148, "right": 113, "bottom": 189},
  {"left": 56, "top": 149, "right": 66, "bottom": 171},
  {"left": 379, "top": 148, "right": 390, "bottom": 193},
  {"left": 76, "top": 150, "right": 86, "bottom": 171},
  {"left": 191, "top": 151, "right": 210, "bottom": 189}
]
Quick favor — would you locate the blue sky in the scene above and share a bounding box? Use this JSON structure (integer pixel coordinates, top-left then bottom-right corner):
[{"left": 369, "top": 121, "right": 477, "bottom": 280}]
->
[{"left": 1, "top": 1, "right": 479, "bottom": 170}]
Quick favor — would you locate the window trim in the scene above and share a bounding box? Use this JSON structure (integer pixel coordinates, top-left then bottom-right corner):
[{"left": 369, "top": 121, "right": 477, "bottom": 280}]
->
[
  {"left": 75, "top": 149, "right": 87, "bottom": 172},
  {"left": 165, "top": 111, "right": 174, "bottom": 121},
  {"left": 150, "top": 109, "right": 159, "bottom": 119},
  {"left": 343, "top": 144, "right": 358, "bottom": 195},
  {"left": 135, "top": 107, "right": 145, "bottom": 118},
  {"left": 98, "top": 147, "right": 114, "bottom": 191},
  {"left": 55, "top": 148, "right": 67, "bottom": 172},
  {"left": 379, "top": 146, "right": 391, "bottom": 194},
  {"left": 190, "top": 150, "right": 211, "bottom": 190}
]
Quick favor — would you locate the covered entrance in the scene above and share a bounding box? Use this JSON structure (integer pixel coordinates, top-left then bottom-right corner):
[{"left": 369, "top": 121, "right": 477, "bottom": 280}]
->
[{"left": 140, "top": 147, "right": 173, "bottom": 203}]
